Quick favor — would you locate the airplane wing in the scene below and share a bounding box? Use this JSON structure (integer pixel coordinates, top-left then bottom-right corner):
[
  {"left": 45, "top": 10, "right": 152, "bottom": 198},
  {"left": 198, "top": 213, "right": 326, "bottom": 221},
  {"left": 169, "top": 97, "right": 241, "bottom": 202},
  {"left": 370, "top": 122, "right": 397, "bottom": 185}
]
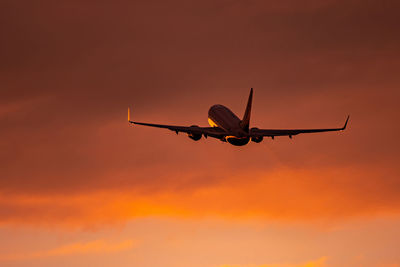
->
[
  {"left": 129, "top": 121, "right": 227, "bottom": 138},
  {"left": 128, "top": 108, "right": 227, "bottom": 139},
  {"left": 250, "top": 116, "right": 349, "bottom": 138}
]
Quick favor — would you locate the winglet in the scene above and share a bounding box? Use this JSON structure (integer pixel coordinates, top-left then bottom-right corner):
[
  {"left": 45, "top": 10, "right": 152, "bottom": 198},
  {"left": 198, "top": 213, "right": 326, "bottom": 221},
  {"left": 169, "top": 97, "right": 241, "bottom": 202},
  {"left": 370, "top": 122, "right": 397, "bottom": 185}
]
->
[{"left": 342, "top": 115, "right": 350, "bottom": 130}]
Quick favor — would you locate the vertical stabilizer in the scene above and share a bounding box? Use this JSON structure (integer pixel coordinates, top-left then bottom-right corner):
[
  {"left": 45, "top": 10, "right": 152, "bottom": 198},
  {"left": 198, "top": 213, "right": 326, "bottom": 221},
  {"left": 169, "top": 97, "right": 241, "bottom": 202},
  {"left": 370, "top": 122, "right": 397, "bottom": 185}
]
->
[{"left": 240, "top": 88, "right": 253, "bottom": 132}]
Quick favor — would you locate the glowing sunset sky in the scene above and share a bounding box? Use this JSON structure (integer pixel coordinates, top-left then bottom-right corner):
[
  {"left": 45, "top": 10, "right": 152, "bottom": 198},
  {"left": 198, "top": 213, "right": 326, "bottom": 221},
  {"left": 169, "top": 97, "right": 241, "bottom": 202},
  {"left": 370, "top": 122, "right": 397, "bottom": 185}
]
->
[{"left": 1, "top": 0, "right": 400, "bottom": 266}]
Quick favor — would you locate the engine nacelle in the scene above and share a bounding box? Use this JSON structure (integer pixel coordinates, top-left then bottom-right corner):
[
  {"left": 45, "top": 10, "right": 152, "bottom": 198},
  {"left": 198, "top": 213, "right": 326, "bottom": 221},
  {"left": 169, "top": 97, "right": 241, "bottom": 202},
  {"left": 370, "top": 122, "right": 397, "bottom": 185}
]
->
[
  {"left": 250, "top": 128, "right": 263, "bottom": 143},
  {"left": 188, "top": 133, "right": 202, "bottom": 141},
  {"left": 251, "top": 136, "right": 263, "bottom": 143},
  {"left": 188, "top": 125, "right": 202, "bottom": 141}
]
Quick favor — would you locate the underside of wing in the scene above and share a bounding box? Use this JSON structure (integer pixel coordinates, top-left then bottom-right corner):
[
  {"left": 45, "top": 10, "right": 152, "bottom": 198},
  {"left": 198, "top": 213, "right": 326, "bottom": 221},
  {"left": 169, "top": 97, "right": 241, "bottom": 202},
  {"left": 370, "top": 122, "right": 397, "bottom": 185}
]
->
[
  {"left": 127, "top": 108, "right": 227, "bottom": 139},
  {"left": 129, "top": 121, "right": 227, "bottom": 139},
  {"left": 250, "top": 116, "right": 349, "bottom": 137}
]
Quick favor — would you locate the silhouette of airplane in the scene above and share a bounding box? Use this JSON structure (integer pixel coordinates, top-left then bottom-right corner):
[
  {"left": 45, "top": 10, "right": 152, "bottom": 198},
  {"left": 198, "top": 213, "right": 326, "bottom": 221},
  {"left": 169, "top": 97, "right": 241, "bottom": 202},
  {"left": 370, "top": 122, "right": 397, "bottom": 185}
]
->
[{"left": 128, "top": 88, "right": 349, "bottom": 146}]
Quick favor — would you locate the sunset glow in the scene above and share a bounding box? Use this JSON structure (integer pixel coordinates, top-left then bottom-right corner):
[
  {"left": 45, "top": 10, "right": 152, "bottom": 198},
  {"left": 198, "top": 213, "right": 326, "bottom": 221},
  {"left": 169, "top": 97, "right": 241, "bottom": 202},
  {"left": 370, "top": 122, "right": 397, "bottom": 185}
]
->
[{"left": 1, "top": 0, "right": 400, "bottom": 266}]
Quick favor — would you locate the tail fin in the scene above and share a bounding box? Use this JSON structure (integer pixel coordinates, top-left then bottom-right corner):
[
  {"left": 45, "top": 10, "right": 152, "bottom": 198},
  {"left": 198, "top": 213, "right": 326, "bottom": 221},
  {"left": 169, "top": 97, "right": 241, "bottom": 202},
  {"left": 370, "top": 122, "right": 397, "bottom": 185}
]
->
[{"left": 240, "top": 88, "right": 253, "bottom": 132}]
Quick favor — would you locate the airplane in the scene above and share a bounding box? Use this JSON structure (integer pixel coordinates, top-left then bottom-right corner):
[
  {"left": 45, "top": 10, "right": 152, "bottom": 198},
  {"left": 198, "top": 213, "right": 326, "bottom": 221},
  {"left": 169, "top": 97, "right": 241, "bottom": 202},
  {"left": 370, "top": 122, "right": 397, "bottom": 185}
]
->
[{"left": 128, "top": 88, "right": 349, "bottom": 146}]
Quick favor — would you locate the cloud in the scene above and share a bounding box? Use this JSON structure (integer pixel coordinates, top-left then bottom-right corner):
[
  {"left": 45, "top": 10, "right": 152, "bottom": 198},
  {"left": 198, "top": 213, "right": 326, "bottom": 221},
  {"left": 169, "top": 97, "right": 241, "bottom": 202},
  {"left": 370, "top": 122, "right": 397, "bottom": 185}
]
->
[
  {"left": 0, "top": 164, "right": 399, "bottom": 228},
  {"left": 218, "top": 256, "right": 327, "bottom": 267},
  {"left": 0, "top": 0, "right": 399, "bottom": 228},
  {"left": 0, "top": 239, "right": 134, "bottom": 262}
]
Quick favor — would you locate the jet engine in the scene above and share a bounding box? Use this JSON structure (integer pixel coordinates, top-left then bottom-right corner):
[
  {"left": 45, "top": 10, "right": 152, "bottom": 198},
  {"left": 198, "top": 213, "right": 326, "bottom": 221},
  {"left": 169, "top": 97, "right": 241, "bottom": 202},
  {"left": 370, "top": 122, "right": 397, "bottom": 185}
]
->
[
  {"left": 187, "top": 125, "right": 202, "bottom": 141},
  {"left": 251, "top": 136, "right": 263, "bottom": 143},
  {"left": 250, "top": 128, "right": 263, "bottom": 143}
]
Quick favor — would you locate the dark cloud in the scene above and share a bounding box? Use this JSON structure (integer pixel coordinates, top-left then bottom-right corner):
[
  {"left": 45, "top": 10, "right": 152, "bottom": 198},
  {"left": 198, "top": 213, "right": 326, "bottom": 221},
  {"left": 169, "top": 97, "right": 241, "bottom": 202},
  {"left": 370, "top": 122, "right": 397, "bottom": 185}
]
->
[{"left": 0, "top": 0, "right": 399, "bottom": 224}]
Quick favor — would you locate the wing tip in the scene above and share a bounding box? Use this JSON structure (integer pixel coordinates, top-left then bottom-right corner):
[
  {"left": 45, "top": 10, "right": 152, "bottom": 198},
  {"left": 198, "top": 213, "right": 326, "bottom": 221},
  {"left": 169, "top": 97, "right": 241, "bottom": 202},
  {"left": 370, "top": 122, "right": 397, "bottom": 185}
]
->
[
  {"left": 343, "top": 115, "right": 350, "bottom": 130},
  {"left": 128, "top": 107, "right": 134, "bottom": 124}
]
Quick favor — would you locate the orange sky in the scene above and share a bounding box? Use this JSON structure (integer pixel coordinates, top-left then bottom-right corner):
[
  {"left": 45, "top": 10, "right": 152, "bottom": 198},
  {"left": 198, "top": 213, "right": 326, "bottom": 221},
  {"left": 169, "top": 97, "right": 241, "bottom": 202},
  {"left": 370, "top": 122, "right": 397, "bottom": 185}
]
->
[{"left": 1, "top": 0, "right": 400, "bottom": 266}]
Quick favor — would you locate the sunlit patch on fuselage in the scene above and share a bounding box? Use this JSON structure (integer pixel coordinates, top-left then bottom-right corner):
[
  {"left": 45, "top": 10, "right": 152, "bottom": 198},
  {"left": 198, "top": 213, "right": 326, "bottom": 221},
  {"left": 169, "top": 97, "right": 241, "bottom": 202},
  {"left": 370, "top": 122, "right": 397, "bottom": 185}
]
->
[
  {"left": 208, "top": 118, "right": 218, "bottom": 127},
  {"left": 208, "top": 104, "right": 250, "bottom": 146}
]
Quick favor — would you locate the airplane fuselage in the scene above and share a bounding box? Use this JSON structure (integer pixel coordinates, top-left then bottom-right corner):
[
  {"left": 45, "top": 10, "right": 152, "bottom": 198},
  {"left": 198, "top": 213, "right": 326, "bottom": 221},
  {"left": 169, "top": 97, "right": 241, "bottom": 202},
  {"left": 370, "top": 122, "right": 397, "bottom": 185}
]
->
[{"left": 208, "top": 104, "right": 250, "bottom": 146}]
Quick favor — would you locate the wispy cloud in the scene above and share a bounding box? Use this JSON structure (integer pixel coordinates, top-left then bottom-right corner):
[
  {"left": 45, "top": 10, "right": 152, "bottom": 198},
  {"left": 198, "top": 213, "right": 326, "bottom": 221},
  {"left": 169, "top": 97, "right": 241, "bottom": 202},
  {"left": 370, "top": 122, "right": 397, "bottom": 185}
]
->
[
  {"left": 218, "top": 257, "right": 327, "bottom": 267},
  {"left": 0, "top": 239, "right": 134, "bottom": 262},
  {"left": 1, "top": 164, "right": 399, "bottom": 228},
  {"left": 0, "top": 0, "right": 399, "bottom": 231}
]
